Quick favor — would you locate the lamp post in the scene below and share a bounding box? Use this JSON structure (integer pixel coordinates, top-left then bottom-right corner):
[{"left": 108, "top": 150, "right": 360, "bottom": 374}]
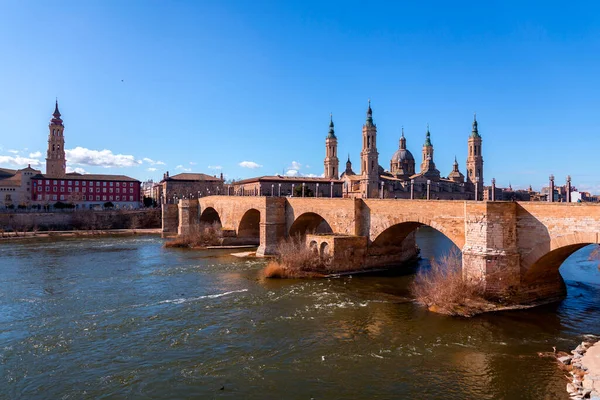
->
[
  {"left": 302, "top": 182, "right": 305, "bottom": 198},
  {"left": 380, "top": 181, "right": 384, "bottom": 199},
  {"left": 330, "top": 181, "right": 334, "bottom": 198},
  {"left": 278, "top": 183, "right": 281, "bottom": 197},
  {"left": 475, "top": 176, "right": 479, "bottom": 201},
  {"left": 410, "top": 179, "right": 415, "bottom": 200},
  {"left": 566, "top": 175, "right": 571, "bottom": 203},
  {"left": 426, "top": 180, "right": 431, "bottom": 200},
  {"left": 491, "top": 178, "right": 496, "bottom": 201},
  {"left": 197, "top": 191, "right": 200, "bottom": 199},
  {"left": 271, "top": 184, "right": 274, "bottom": 197},
  {"left": 549, "top": 174, "right": 555, "bottom": 202},
  {"left": 316, "top": 183, "right": 319, "bottom": 198}
]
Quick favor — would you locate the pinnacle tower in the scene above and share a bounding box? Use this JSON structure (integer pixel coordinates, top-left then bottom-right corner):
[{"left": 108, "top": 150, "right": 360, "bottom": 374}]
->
[{"left": 46, "top": 99, "right": 66, "bottom": 177}]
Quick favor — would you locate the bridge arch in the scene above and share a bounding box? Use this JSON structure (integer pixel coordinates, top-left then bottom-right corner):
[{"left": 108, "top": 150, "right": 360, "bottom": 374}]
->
[
  {"left": 521, "top": 232, "right": 599, "bottom": 284},
  {"left": 200, "top": 207, "right": 221, "bottom": 225},
  {"left": 238, "top": 208, "right": 260, "bottom": 239},
  {"left": 289, "top": 212, "right": 333, "bottom": 238},
  {"left": 367, "top": 221, "right": 461, "bottom": 269},
  {"left": 370, "top": 217, "right": 463, "bottom": 250}
]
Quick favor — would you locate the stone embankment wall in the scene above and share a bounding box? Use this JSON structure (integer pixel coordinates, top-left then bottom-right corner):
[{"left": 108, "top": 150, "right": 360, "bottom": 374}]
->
[{"left": 0, "top": 209, "right": 161, "bottom": 232}]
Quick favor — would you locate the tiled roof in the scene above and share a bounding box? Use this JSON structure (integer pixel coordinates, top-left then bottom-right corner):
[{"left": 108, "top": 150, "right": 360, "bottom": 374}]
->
[
  {"left": 33, "top": 172, "right": 140, "bottom": 182},
  {"left": 166, "top": 173, "right": 222, "bottom": 182},
  {"left": 0, "top": 167, "right": 17, "bottom": 177},
  {"left": 234, "top": 175, "right": 342, "bottom": 185}
]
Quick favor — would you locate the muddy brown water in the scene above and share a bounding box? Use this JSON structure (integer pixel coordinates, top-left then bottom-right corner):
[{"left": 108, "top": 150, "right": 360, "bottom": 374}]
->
[{"left": 1, "top": 227, "right": 599, "bottom": 399}]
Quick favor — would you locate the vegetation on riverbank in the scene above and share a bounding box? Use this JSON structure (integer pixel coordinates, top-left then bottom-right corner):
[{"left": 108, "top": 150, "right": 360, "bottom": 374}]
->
[
  {"left": 262, "top": 237, "right": 329, "bottom": 278},
  {"left": 410, "top": 249, "right": 520, "bottom": 317},
  {"left": 164, "top": 222, "right": 223, "bottom": 248}
]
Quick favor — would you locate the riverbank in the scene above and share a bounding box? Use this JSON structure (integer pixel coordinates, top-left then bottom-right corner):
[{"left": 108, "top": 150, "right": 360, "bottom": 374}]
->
[
  {"left": 557, "top": 336, "right": 600, "bottom": 399},
  {"left": 0, "top": 228, "right": 162, "bottom": 240}
]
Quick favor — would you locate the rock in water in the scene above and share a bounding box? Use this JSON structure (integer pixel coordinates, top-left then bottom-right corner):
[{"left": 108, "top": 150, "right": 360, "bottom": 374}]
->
[{"left": 559, "top": 356, "right": 573, "bottom": 365}]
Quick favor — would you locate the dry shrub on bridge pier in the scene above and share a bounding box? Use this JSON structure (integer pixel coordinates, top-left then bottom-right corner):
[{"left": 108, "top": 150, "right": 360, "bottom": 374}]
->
[
  {"left": 411, "top": 249, "right": 487, "bottom": 316},
  {"left": 164, "top": 222, "right": 223, "bottom": 248},
  {"left": 263, "top": 237, "right": 330, "bottom": 279}
]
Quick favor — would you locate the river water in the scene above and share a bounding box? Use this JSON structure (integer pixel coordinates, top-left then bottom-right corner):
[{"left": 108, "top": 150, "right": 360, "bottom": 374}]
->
[{"left": 1, "top": 228, "right": 599, "bottom": 399}]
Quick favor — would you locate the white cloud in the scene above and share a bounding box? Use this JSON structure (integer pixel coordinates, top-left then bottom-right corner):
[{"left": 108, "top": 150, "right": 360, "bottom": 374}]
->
[
  {"left": 142, "top": 157, "right": 166, "bottom": 166},
  {"left": 189, "top": 161, "right": 197, "bottom": 165},
  {"left": 289, "top": 161, "right": 302, "bottom": 171},
  {"left": 147, "top": 167, "right": 157, "bottom": 172},
  {"left": 8, "top": 149, "right": 19, "bottom": 154},
  {"left": 66, "top": 147, "right": 140, "bottom": 168},
  {"left": 285, "top": 169, "right": 299, "bottom": 177},
  {"left": 304, "top": 173, "right": 325, "bottom": 178},
  {"left": 66, "top": 166, "right": 88, "bottom": 174},
  {"left": 0, "top": 155, "right": 42, "bottom": 167},
  {"left": 239, "top": 161, "right": 262, "bottom": 169},
  {"left": 175, "top": 164, "right": 192, "bottom": 172},
  {"left": 208, "top": 165, "right": 222, "bottom": 170},
  {"left": 29, "top": 151, "right": 42, "bottom": 158}
]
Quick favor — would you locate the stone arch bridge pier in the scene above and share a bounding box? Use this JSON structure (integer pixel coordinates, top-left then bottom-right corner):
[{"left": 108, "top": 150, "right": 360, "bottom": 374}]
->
[{"left": 162, "top": 197, "right": 600, "bottom": 304}]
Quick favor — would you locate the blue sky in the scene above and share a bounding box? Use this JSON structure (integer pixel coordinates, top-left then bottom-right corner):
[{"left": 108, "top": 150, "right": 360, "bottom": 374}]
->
[{"left": 1, "top": 1, "right": 599, "bottom": 192}]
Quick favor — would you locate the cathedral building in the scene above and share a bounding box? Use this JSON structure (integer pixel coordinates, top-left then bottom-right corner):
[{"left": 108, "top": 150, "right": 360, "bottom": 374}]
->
[{"left": 333, "top": 102, "right": 483, "bottom": 200}]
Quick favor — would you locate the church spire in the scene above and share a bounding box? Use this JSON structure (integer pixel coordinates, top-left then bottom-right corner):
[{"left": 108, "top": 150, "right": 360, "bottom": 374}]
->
[
  {"left": 366, "top": 99, "right": 373, "bottom": 126},
  {"left": 399, "top": 126, "right": 406, "bottom": 149},
  {"left": 327, "top": 113, "right": 336, "bottom": 139},
  {"left": 51, "top": 99, "right": 63, "bottom": 126},
  {"left": 424, "top": 124, "right": 432, "bottom": 147},
  {"left": 453, "top": 156, "right": 459, "bottom": 171},
  {"left": 471, "top": 112, "right": 481, "bottom": 138},
  {"left": 53, "top": 99, "right": 60, "bottom": 117}
]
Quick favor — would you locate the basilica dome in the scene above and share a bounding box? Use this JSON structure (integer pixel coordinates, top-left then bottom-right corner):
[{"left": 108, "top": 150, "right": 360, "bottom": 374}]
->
[{"left": 391, "top": 148, "right": 415, "bottom": 163}]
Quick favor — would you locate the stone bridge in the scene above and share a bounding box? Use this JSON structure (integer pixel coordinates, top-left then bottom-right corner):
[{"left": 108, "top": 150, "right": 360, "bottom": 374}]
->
[{"left": 162, "top": 196, "right": 600, "bottom": 303}]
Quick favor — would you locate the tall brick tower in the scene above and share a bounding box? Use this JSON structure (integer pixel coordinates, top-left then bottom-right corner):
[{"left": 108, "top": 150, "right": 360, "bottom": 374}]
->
[
  {"left": 360, "top": 100, "right": 379, "bottom": 198},
  {"left": 324, "top": 113, "right": 339, "bottom": 179},
  {"left": 466, "top": 114, "right": 483, "bottom": 196},
  {"left": 46, "top": 100, "right": 66, "bottom": 177}
]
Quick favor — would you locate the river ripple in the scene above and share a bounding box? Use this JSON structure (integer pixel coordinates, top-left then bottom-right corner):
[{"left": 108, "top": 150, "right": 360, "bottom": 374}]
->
[{"left": 1, "top": 229, "right": 599, "bottom": 399}]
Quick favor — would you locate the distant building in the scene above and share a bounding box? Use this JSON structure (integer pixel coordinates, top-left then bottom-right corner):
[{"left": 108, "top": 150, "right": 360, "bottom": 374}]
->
[
  {"left": 328, "top": 102, "right": 482, "bottom": 200},
  {"left": 0, "top": 165, "right": 42, "bottom": 208},
  {"left": 31, "top": 101, "right": 141, "bottom": 209},
  {"left": 483, "top": 184, "right": 532, "bottom": 201},
  {"left": 232, "top": 175, "right": 343, "bottom": 197},
  {"left": 156, "top": 172, "right": 225, "bottom": 203},
  {"left": 141, "top": 180, "right": 155, "bottom": 199}
]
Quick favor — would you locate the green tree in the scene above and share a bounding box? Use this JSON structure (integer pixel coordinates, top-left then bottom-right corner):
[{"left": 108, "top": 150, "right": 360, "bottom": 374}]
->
[
  {"left": 293, "top": 184, "right": 314, "bottom": 197},
  {"left": 143, "top": 196, "right": 156, "bottom": 208}
]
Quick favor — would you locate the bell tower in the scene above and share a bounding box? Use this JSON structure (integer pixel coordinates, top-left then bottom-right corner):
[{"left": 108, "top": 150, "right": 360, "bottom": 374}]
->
[
  {"left": 46, "top": 100, "right": 66, "bottom": 177},
  {"left": 466, "top": 114, "right": 483, "bottom": 197},
  {"left": 324, "top": 114, "right": 339, "bottom": 179},
  {"left": 360, "top": 100, "right": 379, "bottom": 198}
]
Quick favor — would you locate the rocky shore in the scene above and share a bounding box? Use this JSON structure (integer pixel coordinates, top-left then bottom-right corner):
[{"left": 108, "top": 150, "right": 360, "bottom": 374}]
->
[{"left": 557, "top": 336, "right": 600, "bottom": 399}]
